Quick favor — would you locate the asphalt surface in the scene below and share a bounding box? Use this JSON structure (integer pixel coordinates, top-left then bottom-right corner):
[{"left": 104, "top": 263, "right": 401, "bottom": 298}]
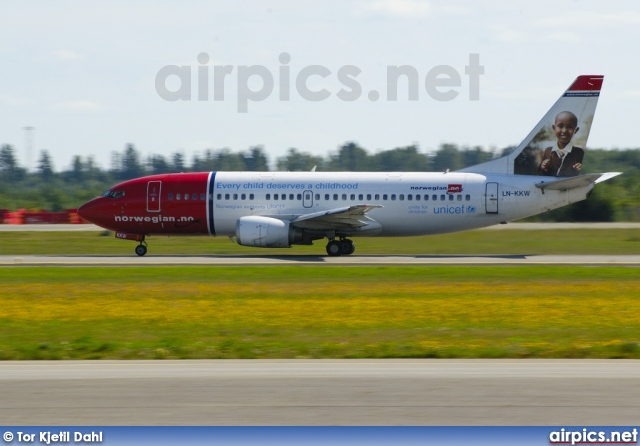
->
[
  {"left": 2, "top": 254, "right": 640, "bottom": 266},
  {"left": 1, "top": 360, "right": 638, "bottom": 425},
  {"left": 2, "top": 223, "right": 640, "bottom": 232},
  {"left": 3, "top": 223, "right": 639, "bottom": 265}
]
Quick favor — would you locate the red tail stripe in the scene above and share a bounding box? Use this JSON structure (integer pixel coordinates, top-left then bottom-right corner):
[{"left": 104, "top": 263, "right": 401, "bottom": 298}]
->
[{"left": 568, "top": 75, "right": 604, "bottom": 91}]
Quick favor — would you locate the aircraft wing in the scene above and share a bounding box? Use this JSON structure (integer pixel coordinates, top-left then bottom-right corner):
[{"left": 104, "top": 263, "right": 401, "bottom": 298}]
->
[
  {"left": 289, "top": 204, "right": 383, "bottom": 231},
  {"left": 535, "top": 172, "right": 622, "bottom": 191}
]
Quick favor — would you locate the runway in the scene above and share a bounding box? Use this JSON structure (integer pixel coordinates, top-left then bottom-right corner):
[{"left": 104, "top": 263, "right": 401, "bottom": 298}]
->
[
  {"left": 2, "top": 223, "right": 640, "bottom": 231},
  {"left": 2, "top": 254, "right": 640, "bottom": 266},
  {"left": 1, "top": 360, "right": 638, "bottom": 425}
]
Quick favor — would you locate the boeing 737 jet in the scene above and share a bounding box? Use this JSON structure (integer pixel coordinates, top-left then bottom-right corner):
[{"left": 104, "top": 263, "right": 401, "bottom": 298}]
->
[{"left": 78, "top": 75, "right": 620, "bottom": 256}]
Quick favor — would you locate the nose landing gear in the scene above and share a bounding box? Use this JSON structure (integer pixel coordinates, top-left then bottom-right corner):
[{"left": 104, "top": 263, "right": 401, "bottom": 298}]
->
[
  {"left": 114, "top": 232, "right": 148, "bottom": 256},
  {"left": 135, "top": 241, "right": 148, "bottom": 257},
  {"left": 326, "top": 238, "right": 355, "bottom": 256}
]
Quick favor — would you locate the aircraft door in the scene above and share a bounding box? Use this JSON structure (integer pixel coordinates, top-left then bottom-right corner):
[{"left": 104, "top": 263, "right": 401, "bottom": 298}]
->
[
  {"left": 303, "top": 190, "right": 313, "bottom": 208},
  {"left": 485, "top": 182, "right": 498, "bottom": 214},
  {"left": 147, "top": 180, "right": 162, "bottom": 212}
]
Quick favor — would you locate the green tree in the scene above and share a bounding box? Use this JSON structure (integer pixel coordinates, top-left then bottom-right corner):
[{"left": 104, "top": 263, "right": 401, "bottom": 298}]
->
[
  {"left": 172, "top": 152, "right": 186, "bottom": 172},
  {"left": 119, "top": 144, "right": 144, "bottom": 179},
  {"left": 243, "top": 146, "right": 270, "bottom": 171},
  {"left": 38, "top": 150, "right": 54, "bottom": 180},
  {"left": 432, "top": 143, "right": 463, "bottom": 171},
  {"left": 371, "top": 145, "right": 430, "bottom": 171},
  {"left": 461, "top": 146, "right": 494, "bottom": 168},
  {"left": 148, "top": 155, "right": 170, "bottom": 175},
  {"left": 70, "top": 156, "right": 84, "bottom": 182},
  {"left": 0, "top": 144, "right": 25, "bottom": 181},
  {"left": 276, "top": 148, "right": 325, "bottom": 171},
  {"left": 195, "top": 148, "right": 248, "bottom": 171},
  {"left": 328, "top": 142, "right": 370, "bottom": 171}
]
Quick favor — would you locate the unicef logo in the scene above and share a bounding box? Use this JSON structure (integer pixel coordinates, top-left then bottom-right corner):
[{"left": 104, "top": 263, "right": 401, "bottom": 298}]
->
[{"left": 466, "top": 206, "right": 476, "bottom": 213}]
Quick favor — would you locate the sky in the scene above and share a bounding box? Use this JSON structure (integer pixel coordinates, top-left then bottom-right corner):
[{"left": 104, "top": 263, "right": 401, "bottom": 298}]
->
[{"left": 1, "top": 0, "right": 640, "bottom": 171}]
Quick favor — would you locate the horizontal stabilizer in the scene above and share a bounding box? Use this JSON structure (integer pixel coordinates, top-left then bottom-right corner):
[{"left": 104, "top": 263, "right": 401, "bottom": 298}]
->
[{"left": 535, "top": 172, "right": 621, "bottom": 191}]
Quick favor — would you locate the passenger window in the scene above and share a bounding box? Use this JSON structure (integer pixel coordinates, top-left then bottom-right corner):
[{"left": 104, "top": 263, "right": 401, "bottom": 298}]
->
[
  {"left": 224, "top": 194, "right": 229, "bottom": 200},
  {"left": 466, "top": 195, "right": 471, "bottom": 201},
  {"left": 342, "top": 194, "right": 347, "bottom": 200},
  {"left": 266, "top": 194, "right": 271, "bottom": 200},
  {"left": 216, "top": 193, "right": 221, "bottom": 200},
  {"left": 290, "top": 194, "right": 295, "bottom": 200},
  {"left": 192, "top": 193, "right": 197, "bottom": 200},
  {"left": 315, "top": 194, "right": 320, "bottom": 200},
  {"left": 383, "top": 194, "right": 388, "bottom": 200},
  {"left": 350, "top": 194, "right": 355, "bottom": 200},
  {"left": 375, "top": 194, "right": 380, "bottom": 200},
  {"left": 168, "top": 193, "right": 174, "bottom": 200},
  {"left": 399, "top": 194, "right": 404, "bottom": 201},
  {"left": 274, "top": 194, "right": 279, "bottom": 200},
  {"left": 407, "top": 195, "right": 412, "bottom": 201},
  {"left": 233, "top": 194, "right": 238, "bottom": 200},
  {"left": 449, "top": 194, "right": 454, "bottom": 201},
  {"left": 297, "top": 194, "right": 302, "bottom": 200},
  {"left": 391, "top": 194, "right": 396, "bottom": 201},
  {"left": 200, "top": 193, "right": 205, "bottom": 200},
  {"left": 333, "top": 194, "right": 338, "bottom": 200},
  {"left": 241, "top": 194, "right": 246, "bottom": 200},
  {"left": 424, "top": 195, "right": 429, "bottom": 201},
  {"left": 457, "top": 195, "right": 462, "bottom": 201},
  {"left": 366, "top": 194, "right": 371, "bottom": 200},
  {"left": 440, "top": 194, "right": 446, "bottom": 201},
  {"left": 432, "top": 195, "right": 437, "bottom": 201},
  {"left": 325, "top": 194, "right": 330, "bottom": 200},
  {"left": 184, "top": 194, "right": 189, "bottom": 200},
  {"left": 177, "top": 194, "right": 182, "bottom": 200},
  {"left": 250, "top": 194, "right": 254, "bottom": 200},
  {"left": 415, "top": 195, "right": 420, "bottom": 201},
  {"left": 281, "top": 194, "right": 286, "bottom": 201},
  {"left": 359, "top": 194, "right": 364, "bottom": 201}
]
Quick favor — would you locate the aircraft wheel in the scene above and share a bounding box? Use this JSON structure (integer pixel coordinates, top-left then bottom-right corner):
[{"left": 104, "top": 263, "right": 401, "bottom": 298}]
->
[
  {"left": 326, "top": 240, "right": 342, "bottom": 256},
  {"left": 340, "top": 239, "right": 355, "bottom": 255},
  {"left": 135, "top": 244, "right": 148, "bottom": 257}
]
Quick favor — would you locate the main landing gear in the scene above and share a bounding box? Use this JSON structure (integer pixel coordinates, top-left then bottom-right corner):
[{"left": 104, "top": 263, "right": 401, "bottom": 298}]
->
[
  {"left": 326, "top": 238, "right": 355, "bottom": 256},
  {"left": 135, "top": 240, "right": 148, "bottom": 257}
]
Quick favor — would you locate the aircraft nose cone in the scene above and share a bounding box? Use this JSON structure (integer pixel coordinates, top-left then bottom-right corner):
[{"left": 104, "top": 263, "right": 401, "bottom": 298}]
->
[{"left": 78, "top": 199, "right": 100, "bottom": 224}]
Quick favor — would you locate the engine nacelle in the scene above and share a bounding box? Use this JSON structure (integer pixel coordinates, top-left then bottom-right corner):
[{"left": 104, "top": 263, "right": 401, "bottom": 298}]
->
[{"left": 236, "top": 216, "right": 297, "bottom": 248}]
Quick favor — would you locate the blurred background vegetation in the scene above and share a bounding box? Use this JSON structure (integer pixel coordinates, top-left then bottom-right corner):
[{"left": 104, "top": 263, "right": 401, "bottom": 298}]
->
[{"left": 1, "top": 142, "right": 639, "bottom": 221}]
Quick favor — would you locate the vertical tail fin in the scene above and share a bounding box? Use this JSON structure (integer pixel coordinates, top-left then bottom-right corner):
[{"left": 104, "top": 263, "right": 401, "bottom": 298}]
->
[{"left": 462, "top": 75, "right": 603, "bottom": 176}]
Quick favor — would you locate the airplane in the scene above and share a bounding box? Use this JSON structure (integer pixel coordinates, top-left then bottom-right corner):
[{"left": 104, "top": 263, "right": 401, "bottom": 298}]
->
[{"left": 78, "top": 75, "right": 621, "bottom": 257}]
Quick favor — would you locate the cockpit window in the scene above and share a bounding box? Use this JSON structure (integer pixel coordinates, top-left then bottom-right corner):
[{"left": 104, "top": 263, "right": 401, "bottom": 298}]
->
[{"left": 102, "top": 190, "right": 125, "bottom": 199}]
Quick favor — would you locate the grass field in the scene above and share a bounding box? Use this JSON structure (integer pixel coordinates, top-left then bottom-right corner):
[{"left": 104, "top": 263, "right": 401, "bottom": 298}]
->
[
  {"left": 1, "top": 227, "right": 640, "bottom": 255},
  {"left": 1, "top": 265, "right": 639, "bottom": 360}
]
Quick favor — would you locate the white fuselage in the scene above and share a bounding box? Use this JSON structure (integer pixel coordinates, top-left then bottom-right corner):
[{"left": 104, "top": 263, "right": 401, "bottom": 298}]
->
[{"left": 208, "top": 171, "right": 591, "bottom": 237}]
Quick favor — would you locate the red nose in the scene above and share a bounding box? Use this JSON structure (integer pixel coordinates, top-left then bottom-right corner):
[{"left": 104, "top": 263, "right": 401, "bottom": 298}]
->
[
  {"left": 78, "top": 198, "right": 108, "bottom": 227},
  {"left": 78, "top": 200, "right": 95, "bottom": 223}
]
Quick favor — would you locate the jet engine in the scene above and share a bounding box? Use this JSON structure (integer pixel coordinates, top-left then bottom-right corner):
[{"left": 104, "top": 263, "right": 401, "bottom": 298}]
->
[{"left": 236, "top": 216, "right": 304, "bottom": 248}]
